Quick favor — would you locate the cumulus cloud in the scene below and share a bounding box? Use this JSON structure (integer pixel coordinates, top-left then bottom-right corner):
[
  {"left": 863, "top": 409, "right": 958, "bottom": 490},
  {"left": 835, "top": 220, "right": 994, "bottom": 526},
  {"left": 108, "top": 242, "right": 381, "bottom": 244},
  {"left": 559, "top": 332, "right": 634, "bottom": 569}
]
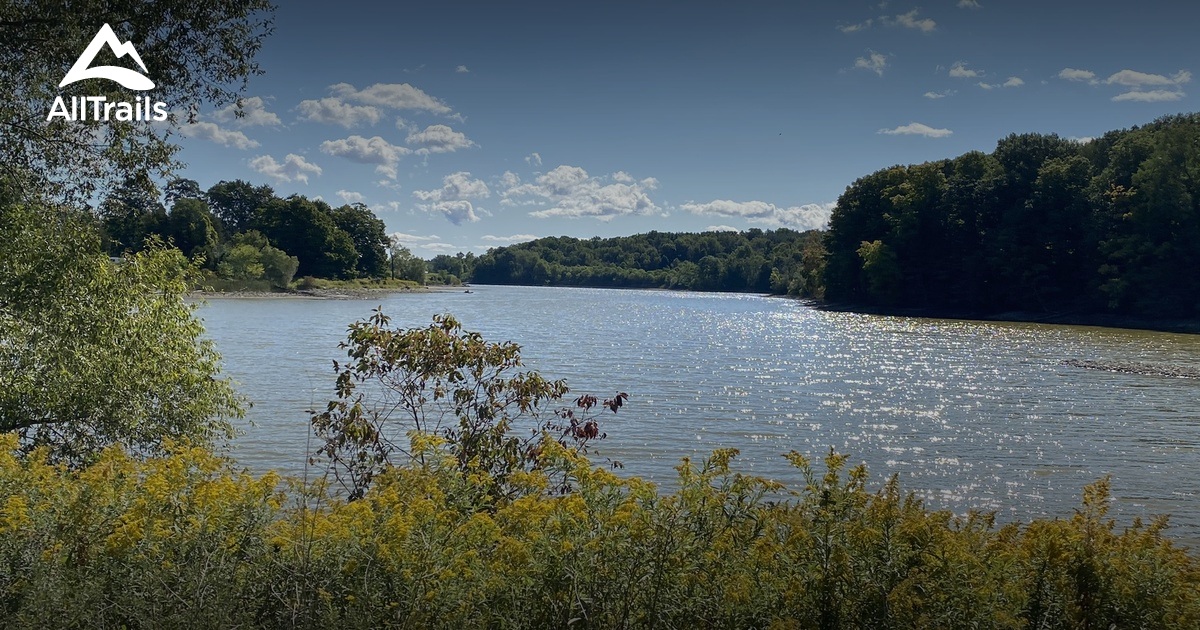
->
[
  {"left": 1058, "top": 68, "right": 1098, "bottom": 83},
  {"left": 297, "top": 97, "right": 381, "bottom": 128},
  {"left": 854, "top": 51, "right": 889, "bottom": 77},
  {"left": 212, "top": 96, "right": 280, "bottom": 127},
  {"left": 886, "top": 9, "right": 936, "bottom": 32},
  {"left": 949, "top": 61, "right": 981, "bottom": 78},
  {"left": 336, "top": 190, "right": 365, "bottom": 204},
  {"left": 838, "top": 19, "right": 873, "bottom": 33},
  {"left": 503, "top": 165, "right": 661, "bottom": 221},
  {"left": 405, "top": 124, "right": 476, "bottom": 154},
  {"left": 178, "top": 121, "right": 259, "bottom": 149},
  {"left": 456, "top": 65, "right": 470, "bottom": 73},
  {"left": 979, "top": 76, "right": 1024, "bottom": 90},
  {"left": 499, "top": 171, "right": 521, "bottom": 188},
  {"left": 480, "top": 234, "right": 539, "bottom": 244},
  {"left": 1111, "top": 89, "right": 1184, "bottom": 102},
  {"left": 413, "top": 172, "right": 491, "bottom": 225},
  {"left": 1105, "top": 69, "right": 1191, "bottom": 87},
  {"left": 923, "top": 90, "right": 954, "bottom": 99},
  {"left": 525, "top": 152, "right": 542, "bottom": 166},
  {"left": 249, "top": 153, "right": 322, "bottom": 184},
  {"left": 682, "top": 200, "right": 834, "bottom": 231},
  {"left": 320, "top": 135, "right": 410, "bottom": 179},
  {"left": 331, "top": 82, "right": 453, "bottom": 114},
  {"left": 878, "top": 122, "right": 953, "bottom": 138},
  {"left": 706, "top": 225, "right": 741, "bottom": 232}
]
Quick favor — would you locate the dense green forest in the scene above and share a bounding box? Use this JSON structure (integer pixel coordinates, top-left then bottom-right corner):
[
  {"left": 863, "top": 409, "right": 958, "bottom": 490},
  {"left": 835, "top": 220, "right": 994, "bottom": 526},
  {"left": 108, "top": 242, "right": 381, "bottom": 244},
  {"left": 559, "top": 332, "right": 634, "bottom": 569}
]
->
[
  {"left": 451, "top": 229, "right": 827, "bottom": 295},
  {"left": 824, "top": 113, "right": 1200, "bottom": 318},
  {"left": 98, "top": 176, "right": 424, "bottom": 288},
  {"left": 461, "top": 113, "right": 1200, "bottom": 320}
]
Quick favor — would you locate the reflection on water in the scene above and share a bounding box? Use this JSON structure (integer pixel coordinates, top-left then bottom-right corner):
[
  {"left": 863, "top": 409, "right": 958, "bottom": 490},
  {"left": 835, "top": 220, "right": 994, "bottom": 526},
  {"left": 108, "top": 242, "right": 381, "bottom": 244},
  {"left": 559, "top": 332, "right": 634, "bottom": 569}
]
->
[{"left": 197, "top": 285, "right": 1200, "bottom": 545}]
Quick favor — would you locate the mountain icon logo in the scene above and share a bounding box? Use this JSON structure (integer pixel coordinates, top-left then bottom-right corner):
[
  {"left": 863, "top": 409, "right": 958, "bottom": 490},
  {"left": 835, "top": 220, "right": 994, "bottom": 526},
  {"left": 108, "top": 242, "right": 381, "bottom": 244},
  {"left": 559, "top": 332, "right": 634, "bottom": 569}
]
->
[{"left": 59, "top": 23, "right": 155, "bottom": 91}]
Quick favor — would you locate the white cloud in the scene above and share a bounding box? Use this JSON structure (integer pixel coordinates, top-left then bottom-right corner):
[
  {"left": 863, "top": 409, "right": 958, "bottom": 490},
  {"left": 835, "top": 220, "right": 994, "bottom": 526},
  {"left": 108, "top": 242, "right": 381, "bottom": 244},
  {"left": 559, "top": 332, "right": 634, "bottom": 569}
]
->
[
  {"left": 1105, "top": 69, "right": 1191, "bottom": 87},
  {"left": 949, "top": 61, "right": 981, "bottom": 78},
  {"left": 390, "top": 231, "right": 442, "bottom": 243},
  {"left": 249, "top": 153, "right": 322, "bottom": 185},
  {"left": 480, "top": 234, "right": 539, "bottom": 244},
  {"left": 320, "top": 135, "right": 411, "bottom": 179},
  {"left": 887, "top": 9, "right": 936, "bottom": 32},
  {"left": 336, "top": 190, "right": 365, "bottom": 204},
  {"left": 838, "top": 19, "right": 873, "bottom": 33},
  {"left": 979, "top": 77, "right": 1024, "bottom": 90},
  {"left": 503, "top": 165, "right": 661, "bottom": 221},
  {"left": 682, "top": 200, "right": 834, "bottom": 231},
  {"left": 957, "top": 0, "right": 981, "bottom": 7},
  {"left": 923, "top": 90, "right": 954, "bottom": 99},
  {"left": 426, "top": 200, "right": 480, "bottom": 225},
  {"left": 179, "top": 121, "right": 259, "bottom": 149},
  {"left": 1112, "top": 89, "right": 1185, "bottom": 102},
  {"left": 331, "top": 82, "right": 453, "bottom": 114},
  {"left": 420, "top": 242, "right": 471, "bottom": 254},
  {"left": 499, "top": 171, "right": 521, "bottom": 188},
  {"left": 414, "top": 171, "right": 490, "bottom": 202},
  {"left": 456, "top": 65, "right": 470, "bottom": 73},
  {"left": 212, "top": 96, "right": 280, "bottom": 127},
  {"left": 1068, "top": 136, "right": 1096, "bottom": 144},
  {"left": 854, "top": 51, "right": 889, "bottom": 77},
  {"left": 705, "top": 225, "right": 741, "bottom": 232},
  {"left": 297, "top": 97, "right": 382, "bottom": 127},
  {"left": 1058, "top": 68, "right": 1098, "bottom": 83},
  {"left": 525, "top": 152, "right": 542, "bottom": 166},
  {"left": 878, "top": 122, "right": 953, "bottom": 138},
  {"left": 413, "top": 172, "right": 491, "bottom": 225},
  {"left": 405, "top": 124, "right": 476, "bottom": 154}
]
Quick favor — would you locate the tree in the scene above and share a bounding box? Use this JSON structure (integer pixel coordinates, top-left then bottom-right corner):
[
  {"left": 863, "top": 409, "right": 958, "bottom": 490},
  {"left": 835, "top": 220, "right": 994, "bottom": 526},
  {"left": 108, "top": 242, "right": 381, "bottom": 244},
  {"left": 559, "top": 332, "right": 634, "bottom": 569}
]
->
[
  {"left": 167, "top": 197, "right": 220, "bottom": 262},
  {"left": 0, "top": 192, "right": 242, "bottom": 464},
  {"left": 0, "top": 0, "right": 275, "bottom": 203},
  {"left": 312, "top": 311, "right": 625, "bottom": 501},
  {"left": 207, "top": 179, "right": 277, "bottom": 234},
  {"left": 331, "top": 203, "right": 390, "bottom": 278},
  {"left": 257, "top": 195, "right": 358, "bottom": 278}
]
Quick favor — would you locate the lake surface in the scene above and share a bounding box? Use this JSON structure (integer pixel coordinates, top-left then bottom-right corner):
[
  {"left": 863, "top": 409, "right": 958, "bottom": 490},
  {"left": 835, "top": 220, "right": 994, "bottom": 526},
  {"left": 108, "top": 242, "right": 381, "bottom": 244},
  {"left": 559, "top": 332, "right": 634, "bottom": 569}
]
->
[{"left": 197, "top": 285, "right": 1200, "bottom": 545}]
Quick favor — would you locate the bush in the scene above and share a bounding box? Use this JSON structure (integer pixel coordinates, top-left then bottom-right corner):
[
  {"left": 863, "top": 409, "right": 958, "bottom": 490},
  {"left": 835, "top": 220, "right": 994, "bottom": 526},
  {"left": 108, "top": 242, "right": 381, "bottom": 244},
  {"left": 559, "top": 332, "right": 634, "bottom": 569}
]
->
[{"left": 1, "top": 434, "right": 1198, "bottom": 628}]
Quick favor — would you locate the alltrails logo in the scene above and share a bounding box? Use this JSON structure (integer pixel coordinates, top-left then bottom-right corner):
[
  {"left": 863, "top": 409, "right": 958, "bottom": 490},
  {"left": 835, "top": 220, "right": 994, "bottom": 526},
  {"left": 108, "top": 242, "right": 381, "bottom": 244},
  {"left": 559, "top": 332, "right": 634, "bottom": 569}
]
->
[{"left": 46, "top": 24, "right": 168, "bottom": 122}]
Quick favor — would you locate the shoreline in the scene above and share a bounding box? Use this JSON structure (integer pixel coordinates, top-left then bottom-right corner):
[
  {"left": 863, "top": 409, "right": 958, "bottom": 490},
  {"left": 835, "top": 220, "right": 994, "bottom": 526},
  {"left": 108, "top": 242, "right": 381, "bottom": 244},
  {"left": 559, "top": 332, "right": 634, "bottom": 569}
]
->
[
  {"left": 813, "top": 301, "right": 1200, "bottom": 335},
  {"left": 191, "top": 284, "right": 468, "bottom": 300}
]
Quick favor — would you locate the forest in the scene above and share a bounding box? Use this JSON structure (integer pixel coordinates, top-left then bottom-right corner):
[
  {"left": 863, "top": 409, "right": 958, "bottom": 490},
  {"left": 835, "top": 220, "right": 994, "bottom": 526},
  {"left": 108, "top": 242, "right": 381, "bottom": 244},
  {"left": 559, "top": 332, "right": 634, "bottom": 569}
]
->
[
  {"left": 97, "top": 175, "right": 423, "bottom": 289},
  {"left": 460, "top": 114, "right": 1200, "bottom": 320}
]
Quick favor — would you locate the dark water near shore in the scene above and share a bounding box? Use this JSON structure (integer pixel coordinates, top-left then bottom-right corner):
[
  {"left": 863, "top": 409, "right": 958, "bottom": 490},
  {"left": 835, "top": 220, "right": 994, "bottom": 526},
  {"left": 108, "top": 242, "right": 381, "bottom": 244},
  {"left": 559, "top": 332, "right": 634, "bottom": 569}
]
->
[{"left": 197, "top": 285, "right": 1200, "bottom": 546}]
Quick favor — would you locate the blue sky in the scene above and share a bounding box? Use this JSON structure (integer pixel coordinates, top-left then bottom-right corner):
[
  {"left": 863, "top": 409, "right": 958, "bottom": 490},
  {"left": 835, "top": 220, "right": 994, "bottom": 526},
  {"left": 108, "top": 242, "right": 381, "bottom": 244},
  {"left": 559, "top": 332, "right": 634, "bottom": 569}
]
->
[{"left": 169, "top": 0, "right": 1198, "bottom": 256}]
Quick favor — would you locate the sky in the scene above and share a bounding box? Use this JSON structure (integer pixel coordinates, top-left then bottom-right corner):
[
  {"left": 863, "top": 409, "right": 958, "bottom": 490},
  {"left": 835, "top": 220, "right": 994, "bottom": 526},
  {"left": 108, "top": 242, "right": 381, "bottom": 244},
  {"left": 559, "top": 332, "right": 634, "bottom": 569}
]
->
[{"left": 165, "top": 0, "right": 1199, "bottom": 257}]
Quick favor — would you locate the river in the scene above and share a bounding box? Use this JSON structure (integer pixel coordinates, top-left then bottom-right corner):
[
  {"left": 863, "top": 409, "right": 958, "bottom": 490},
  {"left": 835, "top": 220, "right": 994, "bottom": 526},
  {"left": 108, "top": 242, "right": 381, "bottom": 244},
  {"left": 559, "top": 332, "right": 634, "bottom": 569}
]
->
[{"left": 196, "top": 285, "right": 1200, "bottom": 545}]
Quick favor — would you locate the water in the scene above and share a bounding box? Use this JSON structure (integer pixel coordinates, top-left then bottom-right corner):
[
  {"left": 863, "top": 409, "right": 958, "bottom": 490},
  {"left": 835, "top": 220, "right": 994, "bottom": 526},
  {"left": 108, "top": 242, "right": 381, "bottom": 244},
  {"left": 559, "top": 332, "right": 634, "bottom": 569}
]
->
[{"left": 197, "top": 285, "right": 1200, "bottom": 545}]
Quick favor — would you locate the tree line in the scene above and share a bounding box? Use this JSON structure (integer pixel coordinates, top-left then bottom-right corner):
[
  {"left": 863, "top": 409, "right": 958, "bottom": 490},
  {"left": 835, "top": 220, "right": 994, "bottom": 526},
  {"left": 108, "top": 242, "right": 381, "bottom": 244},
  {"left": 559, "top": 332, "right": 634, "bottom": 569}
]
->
[
  {"left": 452, "top": 229, "right": 827, "bottom": 295},
  {"left": 824, "top": 113, "right": 1200, "bottom": 318},
  {"left": 97, "top": 175, "right": 413, "bottom": 288},
  {"left": 461, "top": 113, "right": 1200, "bottom": 320}
]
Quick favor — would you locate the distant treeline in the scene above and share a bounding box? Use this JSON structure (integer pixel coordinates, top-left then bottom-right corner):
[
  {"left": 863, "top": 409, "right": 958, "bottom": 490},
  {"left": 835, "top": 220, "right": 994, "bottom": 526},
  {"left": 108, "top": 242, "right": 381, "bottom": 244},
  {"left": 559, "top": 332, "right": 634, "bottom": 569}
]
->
[
  {"left": 98, "top": 176, "right": 420, "bottom": 288},
  {"left": 438, "top": 229, "right": 827, "bottom": 294},
  {"left": 459, "top": 113, "right": 1200, "bottom": 319}
]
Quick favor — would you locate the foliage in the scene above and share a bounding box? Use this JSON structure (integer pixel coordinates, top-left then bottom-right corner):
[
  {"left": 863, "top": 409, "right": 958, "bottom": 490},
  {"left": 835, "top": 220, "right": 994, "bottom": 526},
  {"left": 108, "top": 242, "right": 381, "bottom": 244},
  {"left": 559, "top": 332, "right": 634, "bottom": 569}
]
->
[
  {"left": 824, "top": 114, "right": 1200, "bottom": 317},
  {"left": 0, "top": 0, "right": 275, "bottom": 203},
  {"left": 1, "top": 433, "right": 1198, "bottom": 628},
  {"left": 0, "top": 192, "right": 242, "bottom": 464},
  {"left": 311, "top": 311, "right": 624, "bottom": 501},
  {"left": 469, "top": 229, "right": 827, "bottom": 296}
]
